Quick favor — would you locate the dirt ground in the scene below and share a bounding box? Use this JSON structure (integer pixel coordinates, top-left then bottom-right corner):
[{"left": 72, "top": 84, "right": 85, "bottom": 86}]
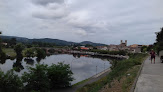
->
[{"left": 99, "top": 77, "right": 125, "bottom": 92}]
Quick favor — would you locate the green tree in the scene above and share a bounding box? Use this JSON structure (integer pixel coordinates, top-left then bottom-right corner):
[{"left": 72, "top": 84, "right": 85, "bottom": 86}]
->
[
  {"left": 24, "top": 48, "right": 34, "bottom": 58},
  {"left": 156, "top": 27, "right": 163, "bottom": 42},
  {"left": 0, "top": 31, "right": 2, "bottom": 52},
  {"left": 0, "top": 32, "right": 6, "bottom": 60},
  {"left": 10, "top": 38, "right": 17, "bottom": 47},
  {"left": 155, "top": 27, "right": 163, "bottom": 53},
  {"left": 0, "top": 70, "right": 23, "bottom": 92},
  {"left": 36, "top": 48, "right": 46, "bottom": 59},
  {"left": 22, "top": 63, "right": 74, "bottom": 91},
  {"left": 22, "top": 64, "right": 49, "bottom": 92},
  {"left": 14, "top": 43, "right": 25, "bottom": 58},
  {"left": 141, "top": 46, "right": 147, "bottom": 52},
  {"left": 47, "top": 63, "right": 73, "bottom": 88}
]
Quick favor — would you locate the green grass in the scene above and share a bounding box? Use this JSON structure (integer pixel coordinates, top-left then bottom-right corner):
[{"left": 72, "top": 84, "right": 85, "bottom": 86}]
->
[
  {"left": 122, "top": 65, "right": 140, "bottom": 92},
  {"left": 2, "top": 48, "right": 16, "bottom": 58},
  {"left": 76, "top": 53, "right": 148, "bottom": 92},
  {"left": 73, "top": 78, "right": 90, "bottom": 87}
]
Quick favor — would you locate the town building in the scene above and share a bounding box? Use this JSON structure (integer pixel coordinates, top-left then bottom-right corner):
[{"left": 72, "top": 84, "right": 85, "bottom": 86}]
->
[
  {"left": 2, "top": 42, "right": 7, "bottom": 46},
  {"left": 108, "top": 40, "right": 143, "bottom": 53}
]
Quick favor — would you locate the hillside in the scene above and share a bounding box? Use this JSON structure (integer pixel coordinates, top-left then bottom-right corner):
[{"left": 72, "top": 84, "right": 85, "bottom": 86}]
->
[{"left": 0, "top": 35, "right": 106, "bottom": 46}]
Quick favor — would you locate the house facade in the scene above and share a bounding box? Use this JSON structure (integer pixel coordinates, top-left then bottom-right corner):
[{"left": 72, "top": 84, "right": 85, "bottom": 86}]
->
[{"left": 108, "top": 40, "right": 143, "bottom": 53}]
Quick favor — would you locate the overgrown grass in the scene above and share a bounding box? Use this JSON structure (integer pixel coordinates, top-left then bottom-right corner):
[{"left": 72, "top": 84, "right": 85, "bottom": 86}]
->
[
  {"left": 76, "top": 53, "right": 148, "bottom": 92},
  {"left": 122, "top": 65, "right": 140, "bottom": 92},
  {"left": 2, "top": 48, "right": 16, "bottom": 58},
  {"left": 73, "top": 78, "right": 90, "bottom": 87}
]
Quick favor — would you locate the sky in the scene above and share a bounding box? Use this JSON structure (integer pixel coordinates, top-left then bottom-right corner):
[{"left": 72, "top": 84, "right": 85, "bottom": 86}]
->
[{"left": 0, "top": 0, "right": 163, "bottom": 45}]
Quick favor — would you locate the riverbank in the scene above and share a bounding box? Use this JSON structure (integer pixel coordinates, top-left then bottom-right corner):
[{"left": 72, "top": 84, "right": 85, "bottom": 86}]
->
[
  {"left": 55, "top": 68, "right": 111, "bottom": 92},
  {"left": 76, "top": 53, "right": 148, "bottom": 92}
]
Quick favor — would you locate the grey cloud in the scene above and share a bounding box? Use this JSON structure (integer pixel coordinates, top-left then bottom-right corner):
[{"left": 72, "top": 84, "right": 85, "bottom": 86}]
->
[
  {"left": 32, "top": 10, "right": 67, "bottom": 19},
  {"left": 1, "top": 0, "right": 162, "bottom": 45},
  {"left": 32, "top": 0, "right": 64, "bottom": 5},
  {"left": 31, "top": 3, "right": 68, "bottom": 19}
]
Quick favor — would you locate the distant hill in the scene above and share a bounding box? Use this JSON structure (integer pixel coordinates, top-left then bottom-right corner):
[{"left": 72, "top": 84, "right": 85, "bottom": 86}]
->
[
  {"left": 1, "top": 35, "right": 29, "bottom": 43},
  {"left": 80, "top": 41, "right": 106, "bottom": 46},
  {"left": 0, "top": 35, "right": 106, "bottom": 46},
  {"left": 30, "top": 38, "right": 75, "bottom": 46}
]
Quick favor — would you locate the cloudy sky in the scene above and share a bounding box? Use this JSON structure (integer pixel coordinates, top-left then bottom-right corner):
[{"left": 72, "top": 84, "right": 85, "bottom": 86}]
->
[{"left": 0, "top": 0, "right": 163, "bottom": 45}]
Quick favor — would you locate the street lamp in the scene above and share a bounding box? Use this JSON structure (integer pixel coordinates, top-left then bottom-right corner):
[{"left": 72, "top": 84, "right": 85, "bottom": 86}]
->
[
  {"left": 71, "top": 59, "right": 75, "bottom": 71},
  {"left": 96, "top": 66, "right": 97, "bottom": 75},
  {"left": 104, "top": 63, "right": 105, "bottom": 71}
]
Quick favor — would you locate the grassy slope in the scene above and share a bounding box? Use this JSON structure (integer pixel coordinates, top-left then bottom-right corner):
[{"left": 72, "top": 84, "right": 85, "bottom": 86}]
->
[{"left": 76, "top": 53, "right": 148, "bottom": 92}]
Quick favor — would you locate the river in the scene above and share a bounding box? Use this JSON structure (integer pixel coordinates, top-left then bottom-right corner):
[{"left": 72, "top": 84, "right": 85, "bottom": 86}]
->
[{"left": 0, "top": 54, "right": 111, "bottom": 84}]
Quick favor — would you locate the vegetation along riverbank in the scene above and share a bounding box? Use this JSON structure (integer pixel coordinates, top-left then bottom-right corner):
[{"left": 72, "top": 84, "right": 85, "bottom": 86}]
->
[
  {"left": 76, "top": 53, "right": 148, "bottom": 92},
  {"left": 0, "top": 62, "right": 73, "bottom": 92}
]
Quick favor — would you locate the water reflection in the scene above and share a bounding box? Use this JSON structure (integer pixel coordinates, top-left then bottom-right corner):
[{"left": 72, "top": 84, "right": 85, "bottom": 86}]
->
[
  {"left": 72, "top": 54, "right": 81, "bottom": 58},
  {"left": 13, "top": 58, "right": 24, "bottom": 72},
  {"left": 24, "top": 58, "right": 34, "bottom": 65},
  {"left": 0, "top": 59, "right": 6, "bottom": 64},
  {"left": 0, "top": 54, "right": 111, "bottom": 84}
]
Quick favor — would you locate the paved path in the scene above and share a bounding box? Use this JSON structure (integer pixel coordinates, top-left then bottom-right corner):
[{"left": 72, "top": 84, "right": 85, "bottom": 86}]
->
[
  {"left": 134, "top": 56, "right": 163, "bottom": 92},
  {"left": 55, "top": 69, "right": 111, "bottom": 92}
]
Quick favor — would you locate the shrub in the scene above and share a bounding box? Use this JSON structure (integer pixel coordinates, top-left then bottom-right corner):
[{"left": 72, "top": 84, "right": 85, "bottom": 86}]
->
[
  {"left": 22, "top": 63, "right": 74, "bottom": 91},
  {"left": 0, "top": 70, "right": 23, "bottom": 92},
  {"left": 36, "top": 48, "right": 46, "bottom": 59},
  {"left": 14, "top": 43, "right": 25, "bottom": 58},
  {"left": 0, "top": 51, "right": 6, "bottom": 60},
  {"left": 22, "top": 64, "right": 49, "bottom": 92},
  {"left": 24, "top": 48, "right": 35, "bottom": 58},
  {"left": 47, "top": 63, "right": 73, "bottom": 88}
]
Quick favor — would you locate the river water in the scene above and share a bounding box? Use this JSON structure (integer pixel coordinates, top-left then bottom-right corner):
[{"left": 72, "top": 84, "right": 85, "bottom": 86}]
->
[{"left": 0, "top": 54, "right": 111, "bottom": 84}]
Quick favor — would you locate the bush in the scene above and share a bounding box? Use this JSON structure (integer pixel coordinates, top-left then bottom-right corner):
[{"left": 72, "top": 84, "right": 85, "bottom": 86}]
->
[
  {"left": 0, "top": 51, "right": 6, "bottom": 60},
  {"left": 14, "top": 43, "right": 25, "bottom": 58},
  {"left": 0, "top": 70, "right": 23, "bottom": 92},
  {"left": 22, "top": 64, "right": 49, "bottom": 92},
  {"left": 48, "top": 63, "right": 73, "bottom": 88},
  {"left": 36, "top": 48, "right": 46, "bottom": 59},
  {"left": 24, "top": 48, "right": 35, "bottom": 58},
  {"left": 22, "top": 63, "right": 73, "bottom": 91}
]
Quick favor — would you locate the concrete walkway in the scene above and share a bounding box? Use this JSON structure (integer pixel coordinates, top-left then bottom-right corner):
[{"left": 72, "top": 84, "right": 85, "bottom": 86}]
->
[{"left": 134, "top": 56, "right": 163, "bottom": 92}]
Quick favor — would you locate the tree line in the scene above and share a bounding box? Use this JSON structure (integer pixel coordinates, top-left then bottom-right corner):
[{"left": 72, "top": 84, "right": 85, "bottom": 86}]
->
[
  {"left": 155, "top": 27, "right": 163, "bottom": 54},
  {"left": 0, "top": 63, "right": 73, "bottom": 92}
]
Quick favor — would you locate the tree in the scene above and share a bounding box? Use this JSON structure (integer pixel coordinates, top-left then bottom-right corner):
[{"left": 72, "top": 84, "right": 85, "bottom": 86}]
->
[
  {"left": 10, "top": 38, "right": 17, "bottom": 47},
  {"left": 0, "top": 32, "right": 2, "bottom": 52},
  {"left": 141, "top": 46, "right": 147, "bottom": 52},
  {"left": 22, "top": 64, "right": 49, "bottom": 92},
  {"left": 36, "top": 48, "right": 46, "bottom": 59},
  {"left": 156, "top": 27, "right": 163, "bottom": 42},
  {"left": 0, "top": 32, "right": 6, "bottom": 60},
  {"left": 47, "top": 63, "right": 73, "bottom": 88},
  {"left": 22, "top": 63, "right": 74, "bottom": 91},
  {"left": 24, "top": 48, "right": 34, "bottom": 58},
  {"left": 14, "top": 43, "right": 24, "bottom": 58},
  {"left": 0, "top": 70, "right": 23, "bottom": 92},
  {"left": 155, "top": 27, "right": 163, "bottom": 53}
]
